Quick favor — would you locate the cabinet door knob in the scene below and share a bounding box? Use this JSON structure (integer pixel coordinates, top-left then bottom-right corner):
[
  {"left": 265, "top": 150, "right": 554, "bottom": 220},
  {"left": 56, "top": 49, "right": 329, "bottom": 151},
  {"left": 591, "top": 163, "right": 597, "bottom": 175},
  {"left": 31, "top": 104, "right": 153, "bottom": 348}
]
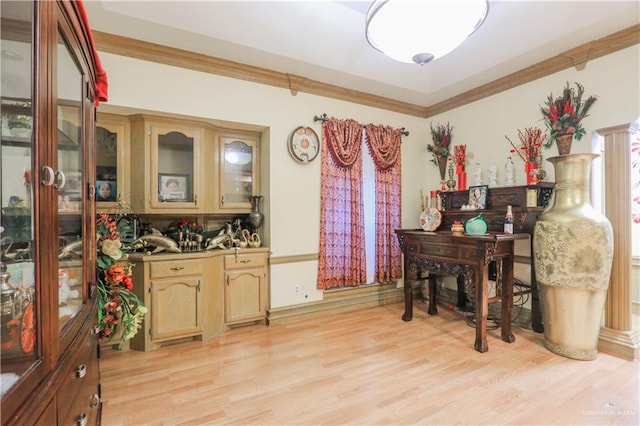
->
[
  {"left": 41, "top": 166, "right": 55, "bottom": 186},
  {"left": 75, "top": 412, "right": 88, "bottom": 426},
  {"left": 170, "top": 266, "right": 185, "bottom": 271},
  {"left": 240, "top": 259, "right": 251, "bottom": 263},
  {"left": 54, "top": 169, "right": 66, "bottom": 189},
  {"left": 88, "top": 183, "right": 96, "bottom": 199},
  {"left": 90, "top": 393, "right": 100, "bottom": 408},
  {"left": 75, "top": 363, "right": 87, "bottom": 378}
]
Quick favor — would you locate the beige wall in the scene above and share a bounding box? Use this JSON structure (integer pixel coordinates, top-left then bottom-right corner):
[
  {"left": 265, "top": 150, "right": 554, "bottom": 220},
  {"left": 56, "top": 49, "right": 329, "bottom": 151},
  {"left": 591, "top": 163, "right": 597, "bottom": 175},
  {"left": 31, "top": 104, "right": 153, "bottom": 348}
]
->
[{"left": 98, "top": 43, "right": 639, "bottom": 309}]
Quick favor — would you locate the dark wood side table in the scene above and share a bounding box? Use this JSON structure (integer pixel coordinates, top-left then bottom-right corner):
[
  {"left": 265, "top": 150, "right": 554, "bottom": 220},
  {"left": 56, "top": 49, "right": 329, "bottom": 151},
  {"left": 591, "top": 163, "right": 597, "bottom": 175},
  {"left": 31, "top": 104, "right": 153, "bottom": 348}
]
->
[
  {"left": 395, "top": 230, "right": 529, "bottom": 353},
  {"left": 439, "top": 183, "right": 554, "bottom": 332}
]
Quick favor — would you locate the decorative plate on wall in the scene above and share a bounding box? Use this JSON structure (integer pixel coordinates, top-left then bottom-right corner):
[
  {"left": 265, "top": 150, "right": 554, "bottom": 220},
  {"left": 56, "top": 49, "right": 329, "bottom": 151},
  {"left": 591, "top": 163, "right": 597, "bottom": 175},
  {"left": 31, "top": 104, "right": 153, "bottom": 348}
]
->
[{"left": 288, "top": 126, "right": 320, "bottom": 163}]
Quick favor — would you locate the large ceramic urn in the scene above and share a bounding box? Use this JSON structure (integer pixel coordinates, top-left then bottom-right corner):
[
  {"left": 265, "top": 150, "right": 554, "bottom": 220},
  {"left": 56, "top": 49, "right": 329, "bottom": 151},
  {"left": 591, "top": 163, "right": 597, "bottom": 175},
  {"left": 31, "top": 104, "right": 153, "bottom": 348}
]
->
[{"left": 533, "top": 153, "right": 614, "bottom": 360}]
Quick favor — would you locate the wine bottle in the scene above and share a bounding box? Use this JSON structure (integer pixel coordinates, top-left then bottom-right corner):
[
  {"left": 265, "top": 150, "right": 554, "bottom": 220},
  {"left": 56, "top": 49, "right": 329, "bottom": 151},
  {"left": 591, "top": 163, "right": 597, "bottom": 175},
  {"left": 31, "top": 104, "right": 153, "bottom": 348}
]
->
[{"left": 504, "top": 205, "right": 514, "bottom": 234}]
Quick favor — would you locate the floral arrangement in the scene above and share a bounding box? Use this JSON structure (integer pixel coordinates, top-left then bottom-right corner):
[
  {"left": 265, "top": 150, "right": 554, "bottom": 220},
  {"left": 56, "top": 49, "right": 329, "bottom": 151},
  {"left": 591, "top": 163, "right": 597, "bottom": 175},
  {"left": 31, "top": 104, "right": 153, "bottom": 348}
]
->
[
  {"left": 540, "top": 82, "right": 597, "bottom": 145},
  {"left": 505, "top": 127, "right": 546, "bottom": 163},
  {"left": 454, "top": 144, "right": 466, "bottom": 169},
  {"left": 96, "top": 212, "right": 146, "bottom": 349},
  {"left": 427, "top": 122, "right": 453, "bottom": 165},
  {"left": 166, "top": 219, "right": 204, "bottom": 235}
]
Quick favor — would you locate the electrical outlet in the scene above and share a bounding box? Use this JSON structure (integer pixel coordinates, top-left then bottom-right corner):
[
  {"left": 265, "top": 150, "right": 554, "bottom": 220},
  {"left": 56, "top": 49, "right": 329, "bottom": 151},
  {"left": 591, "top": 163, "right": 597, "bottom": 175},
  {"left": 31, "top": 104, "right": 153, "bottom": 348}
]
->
[{"left": 295, "top": 284, "right": 300, "bottom": 294}]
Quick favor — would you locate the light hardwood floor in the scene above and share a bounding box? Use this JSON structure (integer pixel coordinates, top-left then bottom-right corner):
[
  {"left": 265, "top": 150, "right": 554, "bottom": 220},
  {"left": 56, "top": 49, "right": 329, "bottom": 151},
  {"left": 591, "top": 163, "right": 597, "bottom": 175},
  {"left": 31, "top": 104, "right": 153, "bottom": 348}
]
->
[{"left": 100, "top": 302, "right": 639, "bottom": 425}]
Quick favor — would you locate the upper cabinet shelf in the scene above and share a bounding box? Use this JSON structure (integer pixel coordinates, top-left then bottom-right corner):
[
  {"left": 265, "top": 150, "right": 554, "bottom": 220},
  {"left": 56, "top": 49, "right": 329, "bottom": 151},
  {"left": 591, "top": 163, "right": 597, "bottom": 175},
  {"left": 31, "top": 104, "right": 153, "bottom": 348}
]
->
[{"left": 111, "top": 114, "right": 261, "bottom": 214}]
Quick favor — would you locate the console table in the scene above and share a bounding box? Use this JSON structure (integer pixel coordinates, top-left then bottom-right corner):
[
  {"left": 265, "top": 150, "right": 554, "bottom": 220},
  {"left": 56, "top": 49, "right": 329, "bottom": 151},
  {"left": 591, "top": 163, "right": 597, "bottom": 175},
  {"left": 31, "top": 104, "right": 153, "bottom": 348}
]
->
[
  {"left": 440, "top": 183, "right": 554, "bottom": 332},
  {"left": 395, "top": 230, "right": 528, "bottom": 353}
]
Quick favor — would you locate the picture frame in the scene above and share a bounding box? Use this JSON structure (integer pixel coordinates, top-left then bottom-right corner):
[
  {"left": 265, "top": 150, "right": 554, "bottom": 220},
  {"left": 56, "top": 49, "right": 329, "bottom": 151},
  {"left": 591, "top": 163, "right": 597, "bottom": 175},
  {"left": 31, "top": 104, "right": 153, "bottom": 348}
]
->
[
  {"left": 468, "top": 185, "right": 488, "bottom": 210},
  {"left": 96, "top": 179, "right": 117, "bottom": 202},
  {"left": 158, "top": 173, "right": 190, "bottom": 202}
]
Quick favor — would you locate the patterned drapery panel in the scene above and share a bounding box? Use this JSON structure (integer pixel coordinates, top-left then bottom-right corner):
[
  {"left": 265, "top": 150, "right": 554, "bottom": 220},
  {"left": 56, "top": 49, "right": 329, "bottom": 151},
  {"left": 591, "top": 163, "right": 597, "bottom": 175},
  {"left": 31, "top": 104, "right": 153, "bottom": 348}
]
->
[
  {"left": 317, "top": 118, "right": 366, "bottom": 289},
  {"left": 365, "top": 124, "right": 403, "bottom": 282}
]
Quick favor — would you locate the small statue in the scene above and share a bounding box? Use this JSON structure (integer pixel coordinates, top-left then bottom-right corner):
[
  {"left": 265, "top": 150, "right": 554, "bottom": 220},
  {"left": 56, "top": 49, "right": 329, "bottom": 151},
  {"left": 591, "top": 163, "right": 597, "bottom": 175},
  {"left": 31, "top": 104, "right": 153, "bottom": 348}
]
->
[
  {"left": 505, "top": 156, "right": 515, "bottom": 186},
  {"left": 473, "top": 162, "right": 482, "bottom": 186},
  {"left": 488, "top": 161, "right": 498, "bottom": 187}
]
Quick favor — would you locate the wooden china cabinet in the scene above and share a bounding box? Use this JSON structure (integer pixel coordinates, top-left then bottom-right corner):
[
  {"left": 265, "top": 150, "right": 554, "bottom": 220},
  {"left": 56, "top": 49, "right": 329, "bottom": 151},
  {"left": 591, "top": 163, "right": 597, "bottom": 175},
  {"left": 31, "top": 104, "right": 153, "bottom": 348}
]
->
[{"left": 1, "top": 1, "right": 102, "bottom": 425}]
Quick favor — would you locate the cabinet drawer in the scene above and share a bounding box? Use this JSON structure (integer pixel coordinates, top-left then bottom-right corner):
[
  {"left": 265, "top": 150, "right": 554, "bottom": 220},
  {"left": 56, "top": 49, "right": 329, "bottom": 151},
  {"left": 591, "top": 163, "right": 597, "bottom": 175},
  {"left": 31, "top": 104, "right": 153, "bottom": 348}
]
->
[
  {"left": 224, "top": 253, "right": 266, "bottom": 270},
  {"left": 57, "top": 333, "right": 98, "bottom": 425},
  {"left": 150, "top": 259, "right": 203, "bottom": 278}
]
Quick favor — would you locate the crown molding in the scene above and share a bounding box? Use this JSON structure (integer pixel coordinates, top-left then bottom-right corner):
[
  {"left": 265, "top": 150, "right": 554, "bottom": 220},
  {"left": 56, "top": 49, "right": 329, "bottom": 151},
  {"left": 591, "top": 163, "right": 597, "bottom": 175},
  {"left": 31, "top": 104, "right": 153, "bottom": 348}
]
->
[{"left": 93, "top": 24, "right": 639, "bottom": 119}]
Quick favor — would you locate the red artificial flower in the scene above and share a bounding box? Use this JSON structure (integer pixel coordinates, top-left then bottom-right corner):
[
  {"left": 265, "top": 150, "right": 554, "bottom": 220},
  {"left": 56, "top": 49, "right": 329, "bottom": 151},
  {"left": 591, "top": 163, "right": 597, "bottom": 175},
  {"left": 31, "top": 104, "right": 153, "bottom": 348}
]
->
[
  {"left": 103, "top": 301, "right": 118, "bottom": 313},
  {"left": 122, "top": 275, "right": 134, "bottom": 290},
  {"left": 105, "top": 264, "right": 126, "bottom": 285}
]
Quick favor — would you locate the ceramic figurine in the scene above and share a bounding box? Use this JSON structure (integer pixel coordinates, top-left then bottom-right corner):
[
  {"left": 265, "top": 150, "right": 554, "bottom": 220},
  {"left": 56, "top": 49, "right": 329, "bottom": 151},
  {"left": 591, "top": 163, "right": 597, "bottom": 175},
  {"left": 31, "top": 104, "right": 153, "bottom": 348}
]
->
[{"left": 505, "top": 156, "right": 515, "bottom": 186}]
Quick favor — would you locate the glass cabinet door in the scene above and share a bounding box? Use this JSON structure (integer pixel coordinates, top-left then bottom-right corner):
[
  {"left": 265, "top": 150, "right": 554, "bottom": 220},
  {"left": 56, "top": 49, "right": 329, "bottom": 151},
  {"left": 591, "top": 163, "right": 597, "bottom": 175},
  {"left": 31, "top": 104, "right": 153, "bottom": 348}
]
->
[
  {"left": 219, "top": 135, "right": 258, "bottom": 210},
  {"left": 150, "top": 123, "right": 202, "bottom": 210},
  {"left": 96, "top": 114, "right": 129, "bottom": 208},
  {"left": 56, "top": 31, "right": 85, "bottom": 332},
  {"left": 0, "top": 0, "right": 38, "bottom": 397}
]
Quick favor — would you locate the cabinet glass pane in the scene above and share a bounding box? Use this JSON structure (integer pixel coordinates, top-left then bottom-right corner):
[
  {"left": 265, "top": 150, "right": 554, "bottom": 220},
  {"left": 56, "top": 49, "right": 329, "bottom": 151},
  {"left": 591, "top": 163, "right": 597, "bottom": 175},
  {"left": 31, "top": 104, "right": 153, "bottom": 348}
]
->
[
  {"left": 0, "top": 0, "right": 37, "bottom": 396},
  {"left": 96, "top": 126, "right": 118, "bottom": 202},
  {"left": 57, "top": 32, "right": 84, "bottom": 331},
  {"left": 157, "top": 131, "right": 194, "bottom": 203},
  {"left": 222, "top": 140, "right": 253, "bottom": 205}
]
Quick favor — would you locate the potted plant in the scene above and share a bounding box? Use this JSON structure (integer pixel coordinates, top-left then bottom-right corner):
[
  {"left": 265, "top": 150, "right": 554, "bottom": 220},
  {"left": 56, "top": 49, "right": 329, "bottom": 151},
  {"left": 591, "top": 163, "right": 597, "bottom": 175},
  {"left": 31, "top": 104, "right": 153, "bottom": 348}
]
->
[
  {"left": 539, "top": 82, "right": 597, "bottom": 155},
  {"left": 427, "top": 122, "right": 453, "bottom": 180}
]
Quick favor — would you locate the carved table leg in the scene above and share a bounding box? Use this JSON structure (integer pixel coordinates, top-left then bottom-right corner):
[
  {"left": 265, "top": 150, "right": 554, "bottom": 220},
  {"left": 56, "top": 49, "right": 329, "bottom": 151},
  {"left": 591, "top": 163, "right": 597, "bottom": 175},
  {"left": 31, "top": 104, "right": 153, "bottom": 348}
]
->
[
  {"left": 402, "top": 254, "right": 414, "bottom": 321},
  {"left": 500, "top": 257, "right": 516, "bottom": 344},
  {"left": 427, "top": 275, "right": 438, "bottom": 315},
  {"left": 474, "top": 265, "right": 489, "bottom": 353}
]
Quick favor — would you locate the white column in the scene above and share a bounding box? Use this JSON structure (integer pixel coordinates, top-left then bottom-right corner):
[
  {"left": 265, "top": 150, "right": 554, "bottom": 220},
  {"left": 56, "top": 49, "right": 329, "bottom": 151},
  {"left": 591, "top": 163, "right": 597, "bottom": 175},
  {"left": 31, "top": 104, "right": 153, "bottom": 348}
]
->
[{"left": 596, "top": 123, "right": 639, "bottom": 360}]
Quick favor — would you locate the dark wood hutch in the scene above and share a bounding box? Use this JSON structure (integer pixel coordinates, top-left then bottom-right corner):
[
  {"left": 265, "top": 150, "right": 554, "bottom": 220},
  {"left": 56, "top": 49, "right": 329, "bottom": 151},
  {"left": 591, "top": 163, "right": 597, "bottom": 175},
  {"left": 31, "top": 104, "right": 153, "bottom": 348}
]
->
[
  {"left": 1, "top": 1, "right": 102, "bottom": 424},
  {"left": 438, "top": 183, "right": 554, "bottom": 332}
]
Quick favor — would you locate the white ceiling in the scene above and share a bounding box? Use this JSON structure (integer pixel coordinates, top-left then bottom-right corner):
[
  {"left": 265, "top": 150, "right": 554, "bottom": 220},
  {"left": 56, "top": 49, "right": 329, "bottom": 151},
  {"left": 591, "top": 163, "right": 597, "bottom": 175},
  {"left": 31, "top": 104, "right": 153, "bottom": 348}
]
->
[{"left": 84, "top": 0, "right": 640, "bottom": 108}]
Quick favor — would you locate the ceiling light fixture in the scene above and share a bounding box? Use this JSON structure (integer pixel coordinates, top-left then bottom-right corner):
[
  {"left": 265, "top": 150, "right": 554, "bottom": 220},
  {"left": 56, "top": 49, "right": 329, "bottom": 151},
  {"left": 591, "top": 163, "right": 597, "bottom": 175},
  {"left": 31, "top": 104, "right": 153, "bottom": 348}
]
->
[{"left": 365, "top": 0, "right": 489, "bottom": 65}]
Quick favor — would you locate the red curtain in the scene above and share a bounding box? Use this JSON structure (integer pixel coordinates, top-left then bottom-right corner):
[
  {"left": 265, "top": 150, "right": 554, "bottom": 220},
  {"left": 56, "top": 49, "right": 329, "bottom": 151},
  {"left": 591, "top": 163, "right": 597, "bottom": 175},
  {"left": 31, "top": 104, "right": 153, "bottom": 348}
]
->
[
  {"left": 364, "top": 124, "right": 403, "bottom": 282},
  {"left": 317, "top": 118, "right": 366, "bottom": 289}
]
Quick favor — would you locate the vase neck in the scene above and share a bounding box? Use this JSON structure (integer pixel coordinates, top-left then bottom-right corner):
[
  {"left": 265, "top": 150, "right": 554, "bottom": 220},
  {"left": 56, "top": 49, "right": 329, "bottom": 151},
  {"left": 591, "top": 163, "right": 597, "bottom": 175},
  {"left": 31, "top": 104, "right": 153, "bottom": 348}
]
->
[{"left": 547, "top": 153, "right": 597, "bottom": 208}]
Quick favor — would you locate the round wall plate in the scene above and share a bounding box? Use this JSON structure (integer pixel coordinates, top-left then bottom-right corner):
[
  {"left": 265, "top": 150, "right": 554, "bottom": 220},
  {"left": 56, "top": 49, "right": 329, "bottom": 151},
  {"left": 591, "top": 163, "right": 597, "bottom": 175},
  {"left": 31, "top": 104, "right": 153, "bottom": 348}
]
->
[{"left": 288, "top": 126, "right": 320, "bottom": 163}]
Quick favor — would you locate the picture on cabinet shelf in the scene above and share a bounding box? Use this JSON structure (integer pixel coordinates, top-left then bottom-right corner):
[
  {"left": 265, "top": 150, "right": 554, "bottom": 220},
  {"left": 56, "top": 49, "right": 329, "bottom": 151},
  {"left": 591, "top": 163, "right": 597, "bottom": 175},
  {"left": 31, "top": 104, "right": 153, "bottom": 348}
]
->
[
  {"left": 96, "top": 180, "right": 117, "bottom": 202},
  {"left": 468, "top": 185, "right": 488, "bottom": 210},
  {"left": 158, "top": 173, "right": 190, "bottom": 202}
]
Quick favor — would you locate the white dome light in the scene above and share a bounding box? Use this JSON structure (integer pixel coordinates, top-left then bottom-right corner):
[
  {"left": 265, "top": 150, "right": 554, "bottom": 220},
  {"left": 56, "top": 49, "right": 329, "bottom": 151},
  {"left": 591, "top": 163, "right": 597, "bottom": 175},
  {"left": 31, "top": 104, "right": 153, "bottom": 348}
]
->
[{"left": 366, "top": 0, "right": 489, "bottom": 65}]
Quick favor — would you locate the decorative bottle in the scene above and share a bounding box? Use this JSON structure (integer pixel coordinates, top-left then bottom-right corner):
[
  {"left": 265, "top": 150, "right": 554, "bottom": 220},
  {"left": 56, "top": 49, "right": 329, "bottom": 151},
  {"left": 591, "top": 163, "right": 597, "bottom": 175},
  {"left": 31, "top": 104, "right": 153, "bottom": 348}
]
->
[{"left": 503, "top": 205, "right": 514, "bottom": 234}]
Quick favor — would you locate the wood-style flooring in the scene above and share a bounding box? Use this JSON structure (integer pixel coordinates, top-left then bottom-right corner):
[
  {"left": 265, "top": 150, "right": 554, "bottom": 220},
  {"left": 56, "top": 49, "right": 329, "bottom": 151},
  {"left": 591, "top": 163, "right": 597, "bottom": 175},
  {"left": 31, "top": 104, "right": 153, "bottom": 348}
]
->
[{"left": 99, "top": 302, "right": 639, "bottom": 425}]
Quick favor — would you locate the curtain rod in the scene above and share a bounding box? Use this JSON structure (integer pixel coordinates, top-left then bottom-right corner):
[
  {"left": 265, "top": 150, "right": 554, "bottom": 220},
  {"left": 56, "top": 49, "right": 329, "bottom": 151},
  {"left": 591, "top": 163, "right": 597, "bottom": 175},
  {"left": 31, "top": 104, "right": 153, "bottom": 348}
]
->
[{"left": 313, "top": 113, "right": 409, "bottom": 136}]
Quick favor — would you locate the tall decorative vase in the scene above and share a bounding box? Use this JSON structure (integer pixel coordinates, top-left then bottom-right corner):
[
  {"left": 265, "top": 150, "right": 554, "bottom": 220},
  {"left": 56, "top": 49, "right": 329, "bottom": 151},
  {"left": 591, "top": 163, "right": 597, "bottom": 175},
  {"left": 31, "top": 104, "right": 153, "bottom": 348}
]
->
[
  {"left": 248, "top": 195, "right": 265, "bottom": 232},
  {"left": 533, "top": 154, "right": 614, "bottom": 360},
  {"left": 555, "top": 132, "right": 573, "bottom": 155}
]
